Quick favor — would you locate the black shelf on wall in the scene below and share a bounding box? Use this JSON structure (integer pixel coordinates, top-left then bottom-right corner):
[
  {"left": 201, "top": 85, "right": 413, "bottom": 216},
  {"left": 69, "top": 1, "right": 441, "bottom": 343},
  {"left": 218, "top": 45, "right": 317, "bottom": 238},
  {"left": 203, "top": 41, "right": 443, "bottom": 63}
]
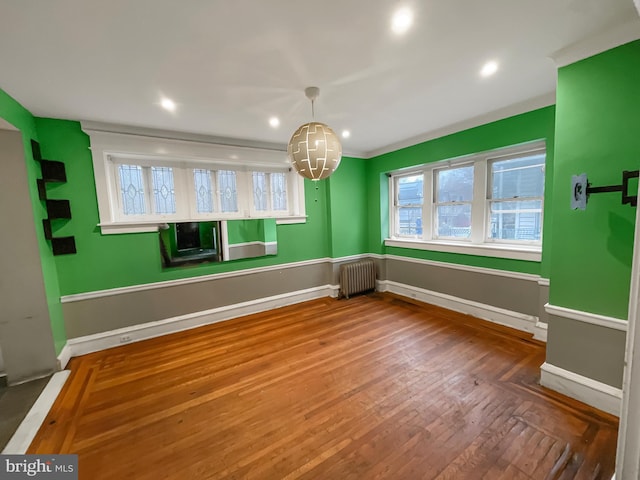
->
[{"left": 32, "top": 139, "right": 77, "bottom": 255}]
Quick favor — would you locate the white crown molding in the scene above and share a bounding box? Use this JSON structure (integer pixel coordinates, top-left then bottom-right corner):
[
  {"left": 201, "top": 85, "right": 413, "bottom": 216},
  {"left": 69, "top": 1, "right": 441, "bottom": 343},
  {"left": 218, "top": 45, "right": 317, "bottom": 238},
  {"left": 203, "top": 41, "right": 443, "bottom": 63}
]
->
[
  {"left": 550, "top": 18, "right": 640, "bottom": 68},
  {"left": 385, "top": 253, "right": 541, "bottom": 282},
  {"left": 365, "top": 93, "right": 556, "bottom": 159},
  {"left": 545, "top": 303, "right": 628, "bottom": 331},
  {"left": 1, "top": 371, "right": 71, "bottom": 454},
  {"left": 540, "top": 362, "right": 622, "bottom": 416}
]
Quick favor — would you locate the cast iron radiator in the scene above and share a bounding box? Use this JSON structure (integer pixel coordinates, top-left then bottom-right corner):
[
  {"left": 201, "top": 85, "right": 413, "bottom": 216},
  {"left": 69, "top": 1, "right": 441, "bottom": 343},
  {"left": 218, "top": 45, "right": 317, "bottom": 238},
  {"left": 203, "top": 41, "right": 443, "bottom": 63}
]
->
[{"left": 339, "top": 259, "right": 376, "bottom": 299}]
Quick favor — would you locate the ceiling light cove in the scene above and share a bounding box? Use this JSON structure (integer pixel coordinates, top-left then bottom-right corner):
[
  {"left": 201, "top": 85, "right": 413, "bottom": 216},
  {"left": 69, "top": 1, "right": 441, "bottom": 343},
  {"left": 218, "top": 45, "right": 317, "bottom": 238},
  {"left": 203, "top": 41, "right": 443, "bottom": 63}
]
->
[
  {"left": 269, "top": 117, "right": 280, "bottom": 128},
  {"left": 342, "top": 130, "right": 351, "bottom": 139},
  {"left": 391, "top": 7, "right": 413, "bottom": 35},
  {"left": 160, "top": 97, "right": 176, "bottom": 112},
  {"left": 480, "top": 60, "right": 499, "bottom": 77}
]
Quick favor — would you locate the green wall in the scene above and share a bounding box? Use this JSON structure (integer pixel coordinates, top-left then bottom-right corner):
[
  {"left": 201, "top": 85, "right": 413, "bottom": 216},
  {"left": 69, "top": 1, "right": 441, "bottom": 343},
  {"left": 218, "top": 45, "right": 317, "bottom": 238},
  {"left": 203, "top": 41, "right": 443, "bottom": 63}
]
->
[
  {"left": 0, "top": 89, "right": 67, "bottom": 354},
  {"left": 34, "top": 118, "right": 337, "bottom": 295},
  {"left": 326, "top": 156, "right": 368, "bottom": 258},
  {"left": 366, "top": 106, "right": 556, "bottom": 275},
  {"left": 549, "top": 40, "right": 640, "bottom": 319}
]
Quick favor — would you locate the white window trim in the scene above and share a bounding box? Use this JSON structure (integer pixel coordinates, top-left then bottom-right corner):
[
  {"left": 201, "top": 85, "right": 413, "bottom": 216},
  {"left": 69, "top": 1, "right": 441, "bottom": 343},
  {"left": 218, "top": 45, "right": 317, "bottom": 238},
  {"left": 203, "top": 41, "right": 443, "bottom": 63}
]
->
[
  {"left": 83, "top": 127, "right": 306, "bottom": 234},
  {"left": 386, "top": 141, "right": 545, "bottom": 262}
]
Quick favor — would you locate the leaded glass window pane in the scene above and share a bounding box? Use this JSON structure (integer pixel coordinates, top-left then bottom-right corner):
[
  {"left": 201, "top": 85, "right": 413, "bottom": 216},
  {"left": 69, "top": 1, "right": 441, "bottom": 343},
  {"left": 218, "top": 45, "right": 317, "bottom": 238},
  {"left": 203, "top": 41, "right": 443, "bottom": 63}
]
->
[
  {"left": 252, "top": 172, "right": 268, "bottom": 211},
  {"left": 118, "top": 164, "right": 146, "bottom": 215},
  {"left": 151, "top": 166, "right": 176, "bottom": 214},
  {"left": 271, "top": 172, "right": 287, "bottom": 211},
  {"left": 194, "top": 169, "right": 214, "bottom": 213},
  {"left": 218, "top": 170, "right": 238, "bottom": 212}
]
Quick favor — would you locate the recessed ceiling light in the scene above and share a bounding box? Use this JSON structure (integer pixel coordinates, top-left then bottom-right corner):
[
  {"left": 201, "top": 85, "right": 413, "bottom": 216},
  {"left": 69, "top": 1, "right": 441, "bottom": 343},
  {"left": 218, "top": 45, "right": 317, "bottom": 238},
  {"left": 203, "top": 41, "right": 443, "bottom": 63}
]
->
[
  {"left": 269, "top": 117, "right": 280, "bottom": 128},
  {"left": 342, "top": 130, "right": 351, "bottom": 139},
  {"left": 160, "top": 97, "right": 176, "bottom": 112},
  {"left": 391, "top": 7, "right": 413, "bottom": 35},
  {"left": 480, "top": 61, "right": 499, "bottom": 77}
]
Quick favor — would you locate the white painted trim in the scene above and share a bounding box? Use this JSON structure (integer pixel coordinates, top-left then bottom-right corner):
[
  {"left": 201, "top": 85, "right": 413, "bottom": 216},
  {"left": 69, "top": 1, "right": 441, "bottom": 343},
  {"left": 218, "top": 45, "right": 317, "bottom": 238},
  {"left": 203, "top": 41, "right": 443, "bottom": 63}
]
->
[
  {"left": 2, "top": 371, "right": 71, "bottom": 454},
  {"left": 56, "top": 344, "right": 72, "bottom": 370},
  {"left": 275, "top": 216, "right": 307, "bottom": 225},
  {"left": 385, "top": 253, "right": 540, "bottom": 282},
  {"left": 61, "top": 257, "right": 332, "bottom": 303},
  {"left": 540, "top": 362, "right": 622, "bottom": 417},
  {"left": 537, "top": 278, "right": 550, "bottom": 287},
  {"left": 228, "top": 241, "right": 277, "bottom": 248},
  {"left": 550, "top": 19, "right": 640, "bottom": 68},
  {"left": 378, "top": 279, "right": 539, "bottom": 335},
  {"left": 66, "top": 285, "right": 338, "bottom": 357},
  {"left": 60, "top": 252, "right": 540, "bottom": 304},
  {"left": 366, "top": 93, "right": 555, "bottom": 158},
  {"left": 533, "top": 321, "right": 548, "bottom": 342},
  {"left": 545, "top": 303, "right": 628, "bottom": 331},
  {"left": 385, "top": 238, "right": 542, "bottom": 262},
  {"left": 616, "top": 178, "right": 640, "bottom": 478}
]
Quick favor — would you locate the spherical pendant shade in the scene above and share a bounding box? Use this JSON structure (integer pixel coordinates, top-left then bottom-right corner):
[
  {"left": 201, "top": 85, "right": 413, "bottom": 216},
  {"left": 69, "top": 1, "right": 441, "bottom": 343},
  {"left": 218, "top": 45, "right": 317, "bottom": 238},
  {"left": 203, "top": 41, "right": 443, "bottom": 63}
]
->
[{"left": 287, "top": 121, "right": 342, "bottom": 181}]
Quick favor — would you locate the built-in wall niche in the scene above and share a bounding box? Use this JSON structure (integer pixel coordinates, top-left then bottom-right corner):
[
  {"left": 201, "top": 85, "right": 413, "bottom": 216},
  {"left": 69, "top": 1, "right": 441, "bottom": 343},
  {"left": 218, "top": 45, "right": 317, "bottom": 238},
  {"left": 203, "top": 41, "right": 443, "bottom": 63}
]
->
[{"left": 159, "top": 219, "right": 277, "bottom": 268}]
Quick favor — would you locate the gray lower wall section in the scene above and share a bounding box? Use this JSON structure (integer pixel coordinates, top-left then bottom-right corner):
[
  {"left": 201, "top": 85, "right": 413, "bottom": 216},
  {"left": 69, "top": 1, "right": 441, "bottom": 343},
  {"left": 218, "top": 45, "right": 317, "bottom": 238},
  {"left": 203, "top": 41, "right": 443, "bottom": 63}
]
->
[
  {"left": 386, "top": 258, "right": 540, "bottom": 317},
  {"left": 0, "top": 130, "right": 58, "bottom": 384},
  {"left": 63, "top": 262, "right": 332, "bottom": 338},
  {"left": 546, "top": 314, "right": 626, "bottom": 389}
]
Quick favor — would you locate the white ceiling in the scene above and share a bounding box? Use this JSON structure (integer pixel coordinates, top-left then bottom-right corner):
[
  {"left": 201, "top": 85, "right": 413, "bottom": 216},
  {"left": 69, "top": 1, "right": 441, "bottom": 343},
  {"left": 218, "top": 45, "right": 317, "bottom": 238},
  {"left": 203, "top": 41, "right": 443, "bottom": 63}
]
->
[{"left": 0, "top": 0, "right": 638, "bottom": 157}]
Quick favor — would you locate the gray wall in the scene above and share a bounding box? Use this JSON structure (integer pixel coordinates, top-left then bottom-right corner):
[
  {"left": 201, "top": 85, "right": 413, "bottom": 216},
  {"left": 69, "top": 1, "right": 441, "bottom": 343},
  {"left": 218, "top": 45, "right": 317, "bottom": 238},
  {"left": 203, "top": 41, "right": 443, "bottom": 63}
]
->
[
  {"left": 63, "top": 262, "right": 331, "bottom": 338},
  {"left": 0, "top": 130, "right": 57, "bottom": 384},
  {"left": 546, "top": 314, "right": 626, "bottom": 388},
  {"left": 385, "top": 258, "right": 540, "bottom": 317}
]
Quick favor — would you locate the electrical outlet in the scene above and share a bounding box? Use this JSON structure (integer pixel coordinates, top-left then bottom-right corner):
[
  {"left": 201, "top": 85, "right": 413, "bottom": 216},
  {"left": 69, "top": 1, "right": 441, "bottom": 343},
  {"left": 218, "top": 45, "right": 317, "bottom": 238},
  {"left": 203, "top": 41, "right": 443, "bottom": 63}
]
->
[{"left": 120, "top": 335, "right": 132, "bottom": 344}]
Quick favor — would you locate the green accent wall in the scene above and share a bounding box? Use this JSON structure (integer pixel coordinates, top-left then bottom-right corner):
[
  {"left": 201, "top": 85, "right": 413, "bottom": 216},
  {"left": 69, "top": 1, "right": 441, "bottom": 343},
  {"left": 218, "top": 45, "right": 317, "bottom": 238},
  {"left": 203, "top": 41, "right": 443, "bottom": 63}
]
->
[
  {"left": 327, "top": 156, "right": 368, "bottom": 258},
  {"left": 549, "top": 40, "right": 640, "bottom": 319},
  {"left": 34, "top": 118, "right": 334, "bottom": 295},
  {"left": 0, "top": 89, "right": 67, "bottom": 354},
  {"left": 367, "top": 106, "right": 556, "bottom": 275}
]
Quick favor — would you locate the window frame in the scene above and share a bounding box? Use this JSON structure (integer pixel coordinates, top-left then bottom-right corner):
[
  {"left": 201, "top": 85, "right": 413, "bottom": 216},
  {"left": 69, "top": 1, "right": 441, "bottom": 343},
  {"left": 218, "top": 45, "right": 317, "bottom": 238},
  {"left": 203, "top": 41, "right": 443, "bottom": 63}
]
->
[
  {"left": 386, "top": 141, "right": 546, "bottom": 262},
  {"left": 83, "top": 126, "right": 306, "bottom": 234}
]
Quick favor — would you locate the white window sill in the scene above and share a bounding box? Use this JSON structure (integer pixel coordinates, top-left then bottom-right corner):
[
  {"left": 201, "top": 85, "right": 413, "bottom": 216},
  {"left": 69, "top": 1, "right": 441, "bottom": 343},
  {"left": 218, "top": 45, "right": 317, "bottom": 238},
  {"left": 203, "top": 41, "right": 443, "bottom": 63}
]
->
[
  {"left": 385, "top": 238, "right": 542, "bottom": 262},
  {"left": 99, "top": 215, "right": 307, "bottom": 234}
]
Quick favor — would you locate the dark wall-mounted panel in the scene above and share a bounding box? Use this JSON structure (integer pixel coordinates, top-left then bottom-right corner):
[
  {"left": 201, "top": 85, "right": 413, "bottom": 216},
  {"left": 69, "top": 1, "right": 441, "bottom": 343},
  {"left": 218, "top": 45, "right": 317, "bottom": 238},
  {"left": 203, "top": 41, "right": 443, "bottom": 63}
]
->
[
  {"left": 52, "top": 237, "right": 76, "bottom": 256},
  {"left": 40, "top": 160, "right": 67, "bottom": 183},
  {"left": 46, "top": 199, "right": 72, "bottom": 219}
]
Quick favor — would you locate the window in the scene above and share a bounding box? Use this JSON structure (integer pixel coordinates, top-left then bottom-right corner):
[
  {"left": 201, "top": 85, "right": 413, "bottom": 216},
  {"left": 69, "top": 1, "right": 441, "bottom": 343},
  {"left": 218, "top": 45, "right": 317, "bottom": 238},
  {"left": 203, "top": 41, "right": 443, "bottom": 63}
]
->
[
  {"left": 387, "top": 141, "right": 545, "bottom": 261},
  {"left": 488, "top": 154, "right": 544, "bottom": 242},
  {"left": 117, "top": 164, "right": 177, "bottom": 216},
  {"left": 434, "top": 164, "right": 473, "bottom": 239},
  {"left": 394, "top": 174, "right": 423, "bottom": 236},
  {"left": 84, "top": 126, "right": 308, "bottom": 233}
]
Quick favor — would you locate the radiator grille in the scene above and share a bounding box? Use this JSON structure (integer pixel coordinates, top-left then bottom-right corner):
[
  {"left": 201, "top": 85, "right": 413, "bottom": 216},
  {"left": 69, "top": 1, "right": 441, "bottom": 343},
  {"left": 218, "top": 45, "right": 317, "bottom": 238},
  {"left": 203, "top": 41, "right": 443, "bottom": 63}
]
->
[{"left": 340, "top": 259, "right": 376, "bottom": 299}]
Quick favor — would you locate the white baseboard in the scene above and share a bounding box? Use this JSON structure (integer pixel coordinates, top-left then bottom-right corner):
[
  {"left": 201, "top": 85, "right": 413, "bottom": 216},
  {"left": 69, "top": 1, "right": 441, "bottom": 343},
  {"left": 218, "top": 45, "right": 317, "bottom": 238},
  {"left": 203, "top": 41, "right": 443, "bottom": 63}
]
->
[
  {"left": 378, "top": 279, "right": 539, "bottom": 336},
  {"left": 534, "top": 321, "right": 548, "bottom": 342},
  {"left": 57, "top": 344, "right": 72, "bottom": 370},
  {"left": 65, "top": 284, "right": 339, "bottom": 358},
  {"left": 2, "top": 370, "right": 71, "bottom": 454},
  {"left": 540, "top": 362, "right": 622, "bottom": 416}
]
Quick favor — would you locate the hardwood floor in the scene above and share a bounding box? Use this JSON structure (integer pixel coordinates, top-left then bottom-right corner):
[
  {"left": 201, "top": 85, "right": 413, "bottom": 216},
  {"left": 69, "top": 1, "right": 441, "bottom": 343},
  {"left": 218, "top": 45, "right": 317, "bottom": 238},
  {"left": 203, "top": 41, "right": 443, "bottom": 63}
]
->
[{"left": 28, "top": 293, "right": 618, "bottom": 479}]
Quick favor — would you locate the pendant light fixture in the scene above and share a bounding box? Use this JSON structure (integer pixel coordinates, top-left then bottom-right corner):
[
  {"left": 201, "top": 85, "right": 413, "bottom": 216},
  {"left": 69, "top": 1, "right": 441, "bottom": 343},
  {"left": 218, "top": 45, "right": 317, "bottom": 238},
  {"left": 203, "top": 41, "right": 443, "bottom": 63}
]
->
[{"left": 287, "top": 87, "right": 342, "bottom": 181}]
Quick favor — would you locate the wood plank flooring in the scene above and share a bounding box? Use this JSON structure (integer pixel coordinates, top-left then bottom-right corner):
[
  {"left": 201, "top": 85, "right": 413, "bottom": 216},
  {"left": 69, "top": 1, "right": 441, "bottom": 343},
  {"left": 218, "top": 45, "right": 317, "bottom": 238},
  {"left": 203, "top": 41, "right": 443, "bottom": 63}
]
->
[{"left": 28, "top": 293, "right": 619, "bottom": 479}]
